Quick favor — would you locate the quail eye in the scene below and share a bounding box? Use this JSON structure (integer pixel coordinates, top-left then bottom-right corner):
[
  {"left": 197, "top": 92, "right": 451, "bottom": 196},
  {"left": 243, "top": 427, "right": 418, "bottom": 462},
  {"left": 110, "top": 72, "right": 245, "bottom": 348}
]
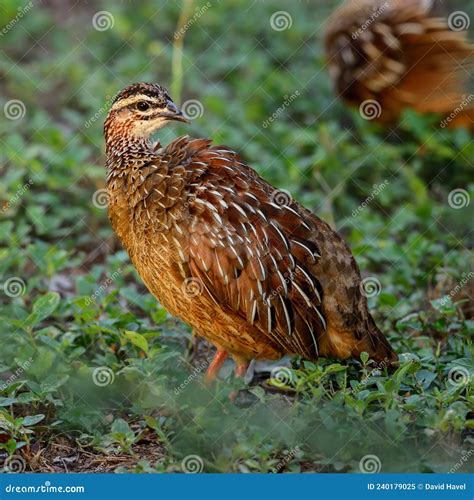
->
[{"left": 136, "top": 101, "right": 150, "bottom": 111}]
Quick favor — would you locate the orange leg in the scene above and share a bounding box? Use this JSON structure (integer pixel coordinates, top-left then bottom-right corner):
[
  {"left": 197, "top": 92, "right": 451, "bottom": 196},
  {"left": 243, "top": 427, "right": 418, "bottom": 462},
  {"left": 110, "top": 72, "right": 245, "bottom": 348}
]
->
[
  {"left": 235, "top": 362, "right": 249, "bottom": 378},
  {"left": 205, "top": 350, "right": 228, "bottom": 383}
]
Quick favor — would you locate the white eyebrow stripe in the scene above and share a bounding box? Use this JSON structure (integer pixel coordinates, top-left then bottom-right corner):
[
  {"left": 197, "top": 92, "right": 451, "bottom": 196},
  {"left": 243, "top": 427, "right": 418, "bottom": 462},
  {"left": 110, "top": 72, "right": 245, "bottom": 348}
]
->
[{"left": 110, "top": 94, "right": 162, "bottom": 111}]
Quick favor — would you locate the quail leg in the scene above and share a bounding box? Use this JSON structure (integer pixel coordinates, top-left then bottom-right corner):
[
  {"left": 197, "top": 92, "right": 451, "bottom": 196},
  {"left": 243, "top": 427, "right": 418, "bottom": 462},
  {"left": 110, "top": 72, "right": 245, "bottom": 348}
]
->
[
  {"left": 235, "top": 362, "right": 249, "bottom": 378},
  {"left": 205, "top": 349, "right": 228, "bottom": 383}
]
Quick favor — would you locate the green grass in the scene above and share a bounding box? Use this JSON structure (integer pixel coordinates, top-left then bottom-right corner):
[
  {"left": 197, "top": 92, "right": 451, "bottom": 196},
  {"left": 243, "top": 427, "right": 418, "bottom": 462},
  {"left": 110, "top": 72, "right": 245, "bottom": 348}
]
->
[{"left": 0, "top": 0, "right": 472, "bottom": 473}]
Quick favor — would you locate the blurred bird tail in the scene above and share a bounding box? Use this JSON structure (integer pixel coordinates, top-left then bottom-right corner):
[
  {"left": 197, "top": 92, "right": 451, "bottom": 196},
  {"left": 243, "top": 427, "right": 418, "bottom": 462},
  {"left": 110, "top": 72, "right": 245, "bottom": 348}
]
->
[{"left": 324, "top": 0, "right": 474, "bottom": 129}]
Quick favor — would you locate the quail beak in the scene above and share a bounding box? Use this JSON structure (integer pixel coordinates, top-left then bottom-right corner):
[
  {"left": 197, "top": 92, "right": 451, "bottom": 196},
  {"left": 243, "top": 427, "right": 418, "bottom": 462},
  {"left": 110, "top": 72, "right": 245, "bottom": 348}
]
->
[{"left": 160, "top": 102, "right": 190, "bottom": 123}]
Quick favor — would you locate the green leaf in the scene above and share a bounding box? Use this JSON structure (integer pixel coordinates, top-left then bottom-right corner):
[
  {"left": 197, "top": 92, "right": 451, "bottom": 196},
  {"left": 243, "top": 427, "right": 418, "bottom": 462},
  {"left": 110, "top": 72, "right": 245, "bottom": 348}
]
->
[
  {"left": 151, "top": 308, "right": 167, "bottom": 324},
  {"left": 0, "top": 397, "right": 18, "bottom": 407},
  {"left": 415, "top": 370, "right": 437, "bottom": 390},
  {"left": 25, "top": 292, "right": 60, "bottom": 327},
  {"left": 123, "top": 330, "right": 149, "bottom": 354},
  {"left": 144, "top": 416, "right": 158, "bottom": 431},
  {"left": 360, "top": 352, "right": 369, "bottom": 364},
  {"left": 22, "top": 414, "right": 45, "bottom": 426},
  {"left": 323, "top": 363, "right": 347, "bottom": 375},
  {"left": 28, "top": 349, "right": 55, "bottom": 379},
  {"left": 111, "top": 418, "right": 132, "bottom": 436}
]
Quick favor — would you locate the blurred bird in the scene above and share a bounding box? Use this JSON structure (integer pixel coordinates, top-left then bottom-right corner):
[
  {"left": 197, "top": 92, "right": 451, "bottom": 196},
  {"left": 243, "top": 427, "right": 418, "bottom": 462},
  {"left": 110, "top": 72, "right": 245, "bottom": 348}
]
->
[
  {"left": 104, "top": 82, "right": 397, "bottom": 383},
  {"left": 324, "top": 0, "right": 474, "bottom": 127}
]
